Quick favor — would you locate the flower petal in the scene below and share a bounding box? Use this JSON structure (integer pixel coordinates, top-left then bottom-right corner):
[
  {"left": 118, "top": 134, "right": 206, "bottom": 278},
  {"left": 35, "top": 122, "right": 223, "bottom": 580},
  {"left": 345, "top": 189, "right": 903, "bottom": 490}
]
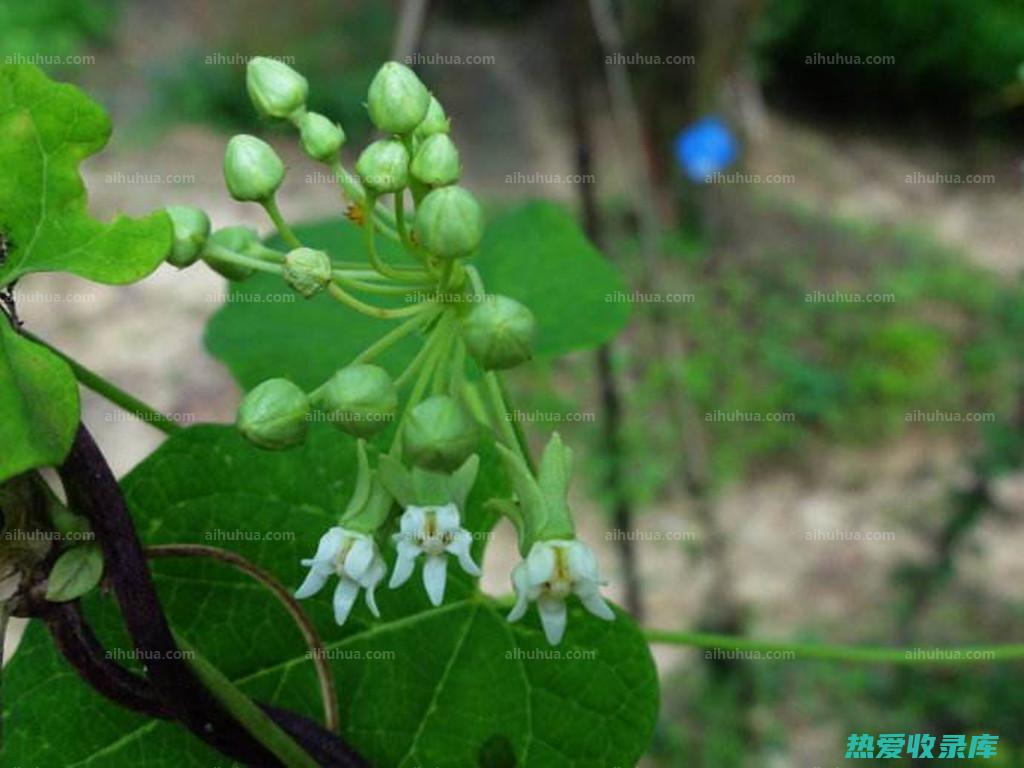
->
[
  {"left": 332, "top": 577, "right": 361, "bottom": 625},
  {"left": 389, "top": 539, "right": 420, "bottom": 588},
  {"left": 445, "top": 531, "right": 480, "bottom": 576},
  {"left": 434, "top": 503, "right": 461, "bottom": 533},
  {"left": 362, "top": 557, "right": 387, "bottom": 617},
  {"left": 525, "top": 541, "right": 556, "bottom": 586},
  {"left": 344, "top": 537, "right": 374, "bottom": 580},
  {"left": 576, "top": 583, "right": 615, "bottom": 621},
  {"left": 537, "top": 595, "right": 568, "bottom": 645},
  {"left": 306, "top": 526, "right": 346, "bottom": 566},
  {"left": 294, "top": 565, "right": 330, "bottom": 600},
  {"left": 507, "top": 562, "right": 532, "bottom": 622},
  {"left": 400, "top": 506, "right": 427, "bottom": 536},
  {"left": 423, "top": 555, "right": 448, "bottom": 606},
  {"left": 566, "top": 540, "right": 601, "bottom": 583}
]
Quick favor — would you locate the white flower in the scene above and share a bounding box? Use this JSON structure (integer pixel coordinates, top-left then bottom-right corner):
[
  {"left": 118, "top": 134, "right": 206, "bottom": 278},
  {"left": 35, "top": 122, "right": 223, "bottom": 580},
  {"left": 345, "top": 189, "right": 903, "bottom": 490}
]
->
[
  {"left": 389, "top": 503, "right": 480, "bottom": 606},
  {"left": 507, "top": 539, "right": 615, "bottom": 645},
  {"left": 295, "top": 526, "right": 387, "bottom": 625}
]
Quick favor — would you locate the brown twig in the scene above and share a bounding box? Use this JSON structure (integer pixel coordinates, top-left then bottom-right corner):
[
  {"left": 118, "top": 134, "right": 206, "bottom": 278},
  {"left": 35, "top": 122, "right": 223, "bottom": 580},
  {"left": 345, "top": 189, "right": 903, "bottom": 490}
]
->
[{"left": 145, "top": 544, "right": 339, "bottom": 734}]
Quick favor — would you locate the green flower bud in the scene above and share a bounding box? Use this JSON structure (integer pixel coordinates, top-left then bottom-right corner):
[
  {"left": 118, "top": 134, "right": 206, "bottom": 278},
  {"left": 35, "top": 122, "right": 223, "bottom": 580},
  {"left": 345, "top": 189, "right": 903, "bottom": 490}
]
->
[
  {"left": 410, "top": 133, "right": 460, "bottom": 187},
  {"left": 461, "top": 294, "right": 536, "bottom": 370},
  {"left": 367, "top": 61, "right": 431, "bottom": 135},
  {"left": 313, "top": 364, "right": 398, "bottom": 438},
  {"left": 224, "top": 134, "right": 285, "bottom": 202},
  {"left": 283, "top": 247, "right": 332, "bottom": 298},
  {"left": 165, "top": 205, "right": 210, "bottom": 268},
  {"left": 413, "top": 186, "right": 483, "bottom": 259},
  {"left": 246, "top": 56, "right": 309, "bottom": 119},
  {"left": 355, "top": 139, "right": 410, "bottom": 193},
  {"left": 203, "top": 226, "right": 260, "bottom": 281},
  {"left": 414, "top": 96, "right": 450, "bottom": 140},
  {"left": 237, "top": 378, "right": 310, "bottom": 450},
  {"left": 403, "top": 395, "right": 478, "bottom": 473},
  {"left": 298, "top": 111, "right": 345, "bottom": 162}
]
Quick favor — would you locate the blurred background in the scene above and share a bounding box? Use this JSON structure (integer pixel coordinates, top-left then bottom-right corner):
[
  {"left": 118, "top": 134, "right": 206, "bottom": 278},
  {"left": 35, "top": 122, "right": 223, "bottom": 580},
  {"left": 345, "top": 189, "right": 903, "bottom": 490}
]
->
[{"left": 7, "top": 0, "right": 1024, "bottom": 765}]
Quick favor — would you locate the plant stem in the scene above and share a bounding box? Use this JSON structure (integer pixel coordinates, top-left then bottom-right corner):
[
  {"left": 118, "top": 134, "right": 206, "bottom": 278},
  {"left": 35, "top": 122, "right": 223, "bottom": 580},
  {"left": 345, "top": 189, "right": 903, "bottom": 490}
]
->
[
  {"left": 394, "top": 312, "right": 451, "bottom": 390},
  {"left": 204, "top": 243, "right": 285, "bottom": 276},
  {"left": 326, "top": 282, "right": 434, "bottom": 320},
  {"left": 35, "top": 598, "right": 366, "bottom": 766},
  {"left": 147, "top": 544, "right": 339, "bottom": 734},
  {"left": 55, "top": 424, "right": 368, "bottom": 766},
  {"left": 482, "top": 372, "right": 524, "bottom": 460},
  {"left": 174, "top": 634, "right": 321, "bottom": 768},
  {"left": 24, "top": 332, "right": 183, "bottom": 436},
  {"left": 644, "top": 628, "right": 1024, "bottom": 664},
  {"left": 363, "top": 194, "right": 429, "bottom": 282},
  {"left": 330, "top": 159, "right": 399, "bottom": 238},
  {"left": 262, "top": 196, "right": 303, "bottom": 249},
  {"left": 333, "top": 272, "right": 432, "bottom": 297},
  {"left": 352, "top": 306, "right": 441, "bottom": 366},
  {"left": 57, "top": 425, "right": 281, "bottom": 765}
]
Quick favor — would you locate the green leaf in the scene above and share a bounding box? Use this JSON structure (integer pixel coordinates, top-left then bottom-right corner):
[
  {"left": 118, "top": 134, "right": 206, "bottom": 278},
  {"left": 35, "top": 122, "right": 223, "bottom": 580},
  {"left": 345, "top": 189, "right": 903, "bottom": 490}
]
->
[
  {"left": 45, "top": 543, "right": 104, "bottom": 602},
  {"left": 0, "top": 64, "right": 171, "bottom": 286},
  {"left": 3, "top": 425, "right": 658, "bottom": 767},
  {"left": 205, "top": 201, "right": 630, "bottom": 390},
  {"left": 0, "top": 321, "right": 79, "bottom": 483}
]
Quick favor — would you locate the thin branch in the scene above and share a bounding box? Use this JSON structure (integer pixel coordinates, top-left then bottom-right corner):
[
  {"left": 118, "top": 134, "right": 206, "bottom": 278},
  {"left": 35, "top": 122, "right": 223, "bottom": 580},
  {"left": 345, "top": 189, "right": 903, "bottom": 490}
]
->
[
  {"left": 146, "top": 544, "right": 339, "bottom": 734},
  {"left": 645, "top": 627, "right": 1024, "bottom": 665},
  {"left": 24, "top": 332, "right": 184, "bottom": 437}
]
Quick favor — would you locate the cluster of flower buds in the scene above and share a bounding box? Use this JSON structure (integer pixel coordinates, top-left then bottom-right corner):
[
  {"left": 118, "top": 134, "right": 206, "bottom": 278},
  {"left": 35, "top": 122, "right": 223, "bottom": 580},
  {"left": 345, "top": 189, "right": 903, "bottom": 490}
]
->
[{"left": 168, "top": 57, "right": 611, "bottom": 645}]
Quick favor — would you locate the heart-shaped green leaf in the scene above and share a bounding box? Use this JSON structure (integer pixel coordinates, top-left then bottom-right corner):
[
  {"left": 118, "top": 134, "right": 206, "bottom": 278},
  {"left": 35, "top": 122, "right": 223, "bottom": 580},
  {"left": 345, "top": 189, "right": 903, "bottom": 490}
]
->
[
  {"left": 0, "top": 64, "right": 171, "bottom": 286},
  {"left": 205, "top": 202, "right": 630, "bottom": 390},
  {"left": 0, "top": 321, "right": 79, "bottom": 483},
  {"left": 3, "top": 425, "right": 658, "bottom": 767}
]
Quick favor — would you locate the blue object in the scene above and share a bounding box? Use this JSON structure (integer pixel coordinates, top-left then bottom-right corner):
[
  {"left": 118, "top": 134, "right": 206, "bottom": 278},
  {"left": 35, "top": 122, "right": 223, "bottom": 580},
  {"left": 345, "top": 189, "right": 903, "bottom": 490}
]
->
[{"left": 674, "top": 117, "right": 738, "bottom": 183}]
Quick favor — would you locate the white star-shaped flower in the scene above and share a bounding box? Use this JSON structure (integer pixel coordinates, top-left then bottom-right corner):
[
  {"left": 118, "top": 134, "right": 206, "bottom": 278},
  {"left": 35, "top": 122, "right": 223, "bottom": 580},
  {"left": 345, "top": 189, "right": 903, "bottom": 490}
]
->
[
  {"left": 389, "top": 503, "right": 480, "bottom": 606},
  {"left": 295, "top": 526, "right": 386, "bottom": 625},
  {"left": 507, "top": 538, "right": 614, "bottom": 645}
]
